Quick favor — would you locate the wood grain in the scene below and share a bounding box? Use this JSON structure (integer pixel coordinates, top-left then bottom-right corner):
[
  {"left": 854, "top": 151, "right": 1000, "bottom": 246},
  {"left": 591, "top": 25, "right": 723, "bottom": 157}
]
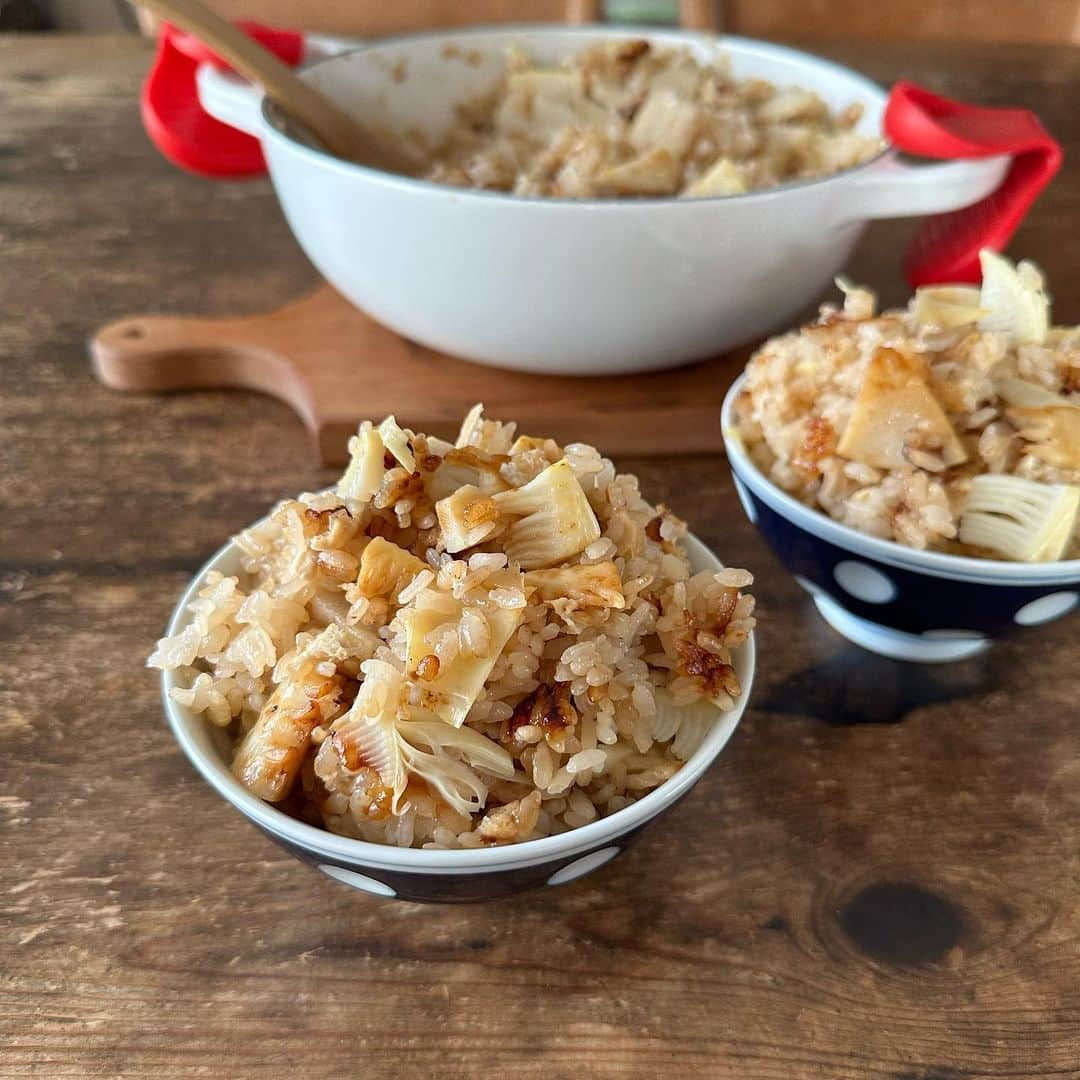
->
[
  {"left": 162, "top": 0, "right": 1075, "bottom": 43},
  {"left": 721, "top": 0, "right": 1080, "bottom": 46},
  {"left": 192, "top": 0, "right": 599, "bottom": 36},
  {"left": 3, "top": 33, "right": 1080, "bottom": 1079},
  {"left": 196, "top": 0, "right": 713, "bottom": 36},
  {"left": 89, "top": 286, "right": 749, "bottom": 463}
]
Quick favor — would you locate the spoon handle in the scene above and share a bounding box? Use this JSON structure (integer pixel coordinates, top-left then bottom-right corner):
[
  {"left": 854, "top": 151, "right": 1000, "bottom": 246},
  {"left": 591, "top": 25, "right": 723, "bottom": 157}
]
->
[{"left": 132, "top": 0, "right": 399, "bottom": 169}]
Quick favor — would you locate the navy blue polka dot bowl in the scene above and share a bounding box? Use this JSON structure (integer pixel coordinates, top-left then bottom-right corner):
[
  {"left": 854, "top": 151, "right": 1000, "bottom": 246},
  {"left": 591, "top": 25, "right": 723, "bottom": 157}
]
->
[
  {"left": 161, "top": 533, "right": 754, "bottom": 903},
  {"left": 722, "top": 374, "right": 1080, "bottom": 663}
]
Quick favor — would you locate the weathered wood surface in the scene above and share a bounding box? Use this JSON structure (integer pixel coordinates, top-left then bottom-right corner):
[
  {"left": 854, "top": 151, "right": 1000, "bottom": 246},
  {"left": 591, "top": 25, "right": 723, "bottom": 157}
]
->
[{"left": 2, "top": 34, "right": 1079, "bottom": 1079}]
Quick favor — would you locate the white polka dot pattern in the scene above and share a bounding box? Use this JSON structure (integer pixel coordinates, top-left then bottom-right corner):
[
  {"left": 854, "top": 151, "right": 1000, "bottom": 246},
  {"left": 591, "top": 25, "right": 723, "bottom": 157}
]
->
[
  {"left": 546, "top": 846, "right": 621, "bottom": 886},
  {"left": 833, "top": 560, "right": 897, "bottom": 604},
  {"left": 1014, "top": 591, "right": 1079, "bottom": 627},
  {"left": 318, "top": 864, "right": 396, "bottom": 897}
]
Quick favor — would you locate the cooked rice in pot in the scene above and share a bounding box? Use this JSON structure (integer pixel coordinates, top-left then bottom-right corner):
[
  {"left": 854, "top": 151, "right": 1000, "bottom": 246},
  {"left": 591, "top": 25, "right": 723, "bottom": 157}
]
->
[
  {"left": 734, "top": 252, "right": 1080, "bottom": 561},
  {"left": 419, "top": 39, "right": 882, "bottom": 199},
  {"left": 150, "top": 407, "right": 755, "bottom": 848}
]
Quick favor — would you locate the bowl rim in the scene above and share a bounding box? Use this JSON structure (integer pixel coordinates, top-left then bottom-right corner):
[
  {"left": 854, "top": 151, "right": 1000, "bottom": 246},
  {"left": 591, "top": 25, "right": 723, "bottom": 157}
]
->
[
  {"left": 721, "top": 371, "right": 1080, "bottom": 585},
  {"left": 257, "top": 23, "right": 892, "bottom": 207},
  {"left": 159, "top": 525, "right": 755, "bottom": 873}
]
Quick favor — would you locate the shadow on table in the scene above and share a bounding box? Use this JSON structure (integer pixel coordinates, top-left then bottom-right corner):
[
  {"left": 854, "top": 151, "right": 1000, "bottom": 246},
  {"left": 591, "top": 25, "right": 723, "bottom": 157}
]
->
[{"left": 754, "top": 640, "right": 998, "bottom": 726}]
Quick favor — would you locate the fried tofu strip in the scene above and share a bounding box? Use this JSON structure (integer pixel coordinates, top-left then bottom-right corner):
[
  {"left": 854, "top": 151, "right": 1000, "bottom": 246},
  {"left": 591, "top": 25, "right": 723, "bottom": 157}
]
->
[{"left": 232, "top": 675, "right": 351, "bottom": 801}]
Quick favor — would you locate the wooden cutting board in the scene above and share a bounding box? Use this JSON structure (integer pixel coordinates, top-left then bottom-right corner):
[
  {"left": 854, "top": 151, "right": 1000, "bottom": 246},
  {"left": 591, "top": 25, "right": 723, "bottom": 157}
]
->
[{"left": 89, "top": 285, "right": 750, "bottom": 464}]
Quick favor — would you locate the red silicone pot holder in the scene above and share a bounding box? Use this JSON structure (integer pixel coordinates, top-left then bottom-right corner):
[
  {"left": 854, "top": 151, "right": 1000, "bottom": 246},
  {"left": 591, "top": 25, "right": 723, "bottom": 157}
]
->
[
  {"left": 884, "top": 81, "right": 1062, "bottom": 286},
  {"left": 142, "top": 21, "right": 302, "bottom": 178}
]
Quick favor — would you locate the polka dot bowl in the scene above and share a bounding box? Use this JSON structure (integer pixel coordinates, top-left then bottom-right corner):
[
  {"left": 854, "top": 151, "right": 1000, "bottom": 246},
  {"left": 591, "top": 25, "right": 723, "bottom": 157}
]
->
[
  {"left": 722, "top": 373, "right": 1080, "bottom": 663},
  {"left": 160, "top": 531, "right": 755, "bottom": 903}
]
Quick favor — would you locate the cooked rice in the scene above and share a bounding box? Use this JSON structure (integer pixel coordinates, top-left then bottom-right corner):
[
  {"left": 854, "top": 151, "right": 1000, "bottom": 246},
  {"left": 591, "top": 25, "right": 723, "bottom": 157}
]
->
[
  {"left": 150, "top": 408, "right": 755, "bottom": 848},
  {"left": 420, "top": 39, "right": 881, "bottom": 199},
  {"left": 733, "top": 255, "right": 1080, "bottom": 561}
]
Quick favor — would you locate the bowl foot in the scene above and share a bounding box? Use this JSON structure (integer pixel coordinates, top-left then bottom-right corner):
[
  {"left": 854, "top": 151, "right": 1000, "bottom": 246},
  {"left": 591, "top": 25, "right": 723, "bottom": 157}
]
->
[{"left": 812, "top": 594, "right": 990, "bottom": 663}]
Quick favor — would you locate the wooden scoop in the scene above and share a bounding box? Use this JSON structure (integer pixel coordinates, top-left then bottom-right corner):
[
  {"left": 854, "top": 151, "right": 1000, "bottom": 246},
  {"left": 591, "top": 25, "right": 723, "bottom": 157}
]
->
[{"left": 131, "top": 0, "right": 410, "bottom": 172}]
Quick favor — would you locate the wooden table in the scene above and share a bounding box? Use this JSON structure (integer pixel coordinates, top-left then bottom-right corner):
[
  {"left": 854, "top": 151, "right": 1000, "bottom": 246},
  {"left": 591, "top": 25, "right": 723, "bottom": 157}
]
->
[{"left": 2, "top": 33, "right": 1079, "bottom": 1079}]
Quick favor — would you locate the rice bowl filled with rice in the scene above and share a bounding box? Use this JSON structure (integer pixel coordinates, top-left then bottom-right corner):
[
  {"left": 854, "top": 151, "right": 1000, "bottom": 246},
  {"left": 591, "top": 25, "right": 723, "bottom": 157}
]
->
[
  {"left": 733, "top": 252, "right": 1080, "bottom": 562},
  {"left": 150, "top": 408, "right": 756, "bottom": 850}
]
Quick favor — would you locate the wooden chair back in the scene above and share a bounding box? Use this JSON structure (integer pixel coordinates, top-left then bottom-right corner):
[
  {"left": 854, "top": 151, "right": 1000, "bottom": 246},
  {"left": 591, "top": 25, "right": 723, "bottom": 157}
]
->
[
  {"left": 146, "top": 0, "right": 1079, "bottom": 48},
  {"left": 195, "top": 0, "right": 718, "bottom": 37},
  {"left": 718, "top": 0, "right": 1080, "bottom": 45}
]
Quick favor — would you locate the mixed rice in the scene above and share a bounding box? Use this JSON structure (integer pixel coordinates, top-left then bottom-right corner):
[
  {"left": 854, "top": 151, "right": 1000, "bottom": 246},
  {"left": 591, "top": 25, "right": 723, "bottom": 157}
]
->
[
  {"left": 733, "top": 252, "right": 1080, "bottom": 561},
  {"left": 422, "top": 38, "right": 881, "bottom": 198},
  {"left": 150, "top": 407, "right": 755, "bottom": 848}
]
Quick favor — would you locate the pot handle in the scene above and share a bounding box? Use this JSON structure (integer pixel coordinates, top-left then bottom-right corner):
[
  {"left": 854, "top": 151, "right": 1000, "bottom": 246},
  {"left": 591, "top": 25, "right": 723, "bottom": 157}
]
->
[
  {"left": 837, "top": 153, "right": 1011, "bottom": 222},
  {"left": 142, "top": 23, "right": 358, "bottom": 177},
  {"left": 195, "top": 62, "right": 263, "bottom": 136},
  {"left": 850, "top": 82, "right": 1061, "bottom": 286},
  {"left": 195, "top": 32, "right": 356, "bottom": 136}
]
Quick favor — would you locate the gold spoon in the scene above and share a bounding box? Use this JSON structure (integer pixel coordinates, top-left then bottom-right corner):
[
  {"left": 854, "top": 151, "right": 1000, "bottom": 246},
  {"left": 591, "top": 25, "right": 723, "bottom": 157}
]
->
[{"left": 133, "top": 0, "right": 410, "bottom": 172}]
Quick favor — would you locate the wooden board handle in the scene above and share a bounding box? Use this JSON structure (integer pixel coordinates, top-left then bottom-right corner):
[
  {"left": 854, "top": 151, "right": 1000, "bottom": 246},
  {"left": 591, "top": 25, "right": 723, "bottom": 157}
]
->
[
  {"left": 89, "top": 286, "right": 742, "bottom": 465},
  {"left": 89, "top": 312, "right": 317, "bottom": 429}
]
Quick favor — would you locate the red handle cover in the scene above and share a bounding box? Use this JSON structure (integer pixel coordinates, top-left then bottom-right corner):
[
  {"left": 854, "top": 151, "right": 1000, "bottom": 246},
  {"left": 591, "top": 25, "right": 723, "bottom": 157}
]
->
[
  {"left": 141, "top": 21, "right": 302, "bottom": 178},
  {"left": 884, "top": 81, "right": 1062, "bottom": 287}
]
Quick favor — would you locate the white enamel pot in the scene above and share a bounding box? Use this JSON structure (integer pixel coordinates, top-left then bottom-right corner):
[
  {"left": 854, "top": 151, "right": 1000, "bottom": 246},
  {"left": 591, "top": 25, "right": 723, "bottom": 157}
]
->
[{"left": 197, "top": 26, "right": 1010, "bottom": 375}]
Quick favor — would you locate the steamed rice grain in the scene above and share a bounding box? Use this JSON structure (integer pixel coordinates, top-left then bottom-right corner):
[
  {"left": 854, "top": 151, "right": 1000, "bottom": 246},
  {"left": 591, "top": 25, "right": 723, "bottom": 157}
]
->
[
  {"left": 150, "top": 407, "right": 755, "bottom": 848},
  {"left": 734, "top": 257, "right": 1080, "bottom": 561}
]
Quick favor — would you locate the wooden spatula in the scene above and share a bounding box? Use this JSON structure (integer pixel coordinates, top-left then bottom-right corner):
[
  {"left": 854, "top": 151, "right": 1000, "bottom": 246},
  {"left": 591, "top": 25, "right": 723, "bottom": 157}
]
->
[{"left": 131, "top": 0, "right": 411, "bottom": 172}]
